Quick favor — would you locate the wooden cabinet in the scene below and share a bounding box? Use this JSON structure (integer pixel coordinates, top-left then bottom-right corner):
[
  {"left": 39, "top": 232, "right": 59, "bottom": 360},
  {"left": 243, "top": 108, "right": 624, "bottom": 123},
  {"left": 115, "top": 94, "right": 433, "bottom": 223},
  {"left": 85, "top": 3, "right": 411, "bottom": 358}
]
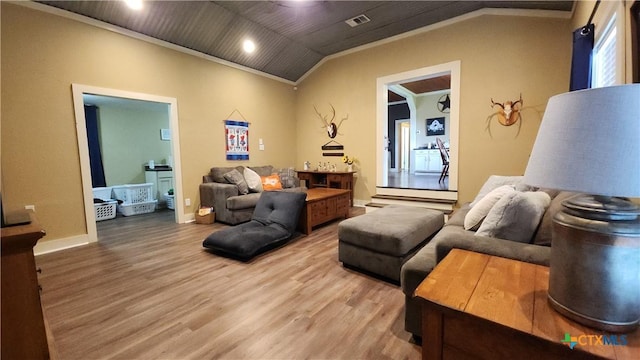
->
[
  {"left": 298, "top": 188, "right": 351, "bottom": 234},
  {"left": 145, "top": 169, "right": 174, "bottom": 208},
  {"left": 1, "top": 212, "right": 50, "bottom": 359},
  {"left": 296, "top": 170, "right": 355, "bottom": 206}
]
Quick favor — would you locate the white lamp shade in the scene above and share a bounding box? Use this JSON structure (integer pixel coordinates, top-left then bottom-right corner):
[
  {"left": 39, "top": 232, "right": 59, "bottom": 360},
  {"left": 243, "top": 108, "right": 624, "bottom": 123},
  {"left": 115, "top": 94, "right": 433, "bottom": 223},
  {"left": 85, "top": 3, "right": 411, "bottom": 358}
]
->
[{"left": 524, "top": 84, "right": 640, "bottom": 197}]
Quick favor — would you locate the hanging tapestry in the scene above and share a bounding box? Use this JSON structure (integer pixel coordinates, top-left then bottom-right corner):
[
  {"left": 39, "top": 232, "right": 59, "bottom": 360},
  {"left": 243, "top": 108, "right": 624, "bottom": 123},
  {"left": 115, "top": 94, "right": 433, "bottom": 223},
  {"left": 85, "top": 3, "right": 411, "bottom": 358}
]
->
[{"left": 224, "top": 120, "right": 249, "bottom": 160}]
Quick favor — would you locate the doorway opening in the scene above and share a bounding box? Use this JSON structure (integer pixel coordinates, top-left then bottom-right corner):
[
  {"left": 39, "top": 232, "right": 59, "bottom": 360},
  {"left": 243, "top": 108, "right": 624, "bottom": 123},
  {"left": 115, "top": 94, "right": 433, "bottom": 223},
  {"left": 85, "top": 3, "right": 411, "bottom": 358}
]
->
[
  {"left": 376, "top": 61, "right": 460, "bottom": 201},
  {"left": 72, "top": 84, "right": 185, "bottom": 244}
]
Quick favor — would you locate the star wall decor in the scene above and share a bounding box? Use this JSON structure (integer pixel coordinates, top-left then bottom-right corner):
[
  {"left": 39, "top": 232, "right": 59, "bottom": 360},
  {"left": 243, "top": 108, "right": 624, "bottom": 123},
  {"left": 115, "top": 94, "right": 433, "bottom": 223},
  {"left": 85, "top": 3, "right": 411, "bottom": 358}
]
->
[{"left": 437, "top": 94, "right": 450, "bottom": 113}]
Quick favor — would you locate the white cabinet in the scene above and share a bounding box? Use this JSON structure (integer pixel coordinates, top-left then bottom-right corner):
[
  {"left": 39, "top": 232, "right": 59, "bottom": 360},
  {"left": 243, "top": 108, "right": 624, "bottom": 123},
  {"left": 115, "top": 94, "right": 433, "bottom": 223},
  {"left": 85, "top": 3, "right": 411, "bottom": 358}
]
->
[
  {"left": 414, "top": 149, "right": 442, "bottom": 173},
  {"left": 427, "top": 150, "right": 443, "bottom": 172},
  {"left": 145, "top": 170, "right": 174, "bottom": 208},
  {"left": 415, "top": 150, "right": 429, "bottom": 172}
]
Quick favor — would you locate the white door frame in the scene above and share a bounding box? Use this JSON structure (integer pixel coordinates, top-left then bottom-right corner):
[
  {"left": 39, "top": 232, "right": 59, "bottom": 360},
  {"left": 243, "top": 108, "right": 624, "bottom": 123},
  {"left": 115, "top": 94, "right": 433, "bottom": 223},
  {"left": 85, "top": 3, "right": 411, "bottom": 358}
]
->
[
  {"left": 376, "top": 61, "right": 460, "bottom": 191},
  {"left": 72, "top": 84, "right": 185, "bottom": 244}
]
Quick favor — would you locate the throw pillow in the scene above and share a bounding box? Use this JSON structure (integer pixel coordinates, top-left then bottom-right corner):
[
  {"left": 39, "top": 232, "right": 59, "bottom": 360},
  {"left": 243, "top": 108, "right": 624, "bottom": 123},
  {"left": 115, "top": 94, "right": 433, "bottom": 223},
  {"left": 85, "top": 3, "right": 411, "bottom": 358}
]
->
[
  {"left": 261, "top": 174, "right": 283, "bottom": 191},
  {"left": 209, "top": 166, "right": 244, "bottom": 184},
  {"left": 223, "top": 169, "right": 249, "bottom": 195},
  {"left": 470, "top": 175, "right": 535, "bottom": 207},
  {"left": 464, "top": 185, "right": 515, "bottom": 231},
  {"left": 243, "top": 167, "right": 263, "bottom": 193},
  {"left": 475, "top": 191, "right": 552, "bottom": 243},
  {"left": 248, "top": 165, "right": 275, "bottom": 177},
  {"left": 276, "top": 167, "right": 296, "bottom": 188}
]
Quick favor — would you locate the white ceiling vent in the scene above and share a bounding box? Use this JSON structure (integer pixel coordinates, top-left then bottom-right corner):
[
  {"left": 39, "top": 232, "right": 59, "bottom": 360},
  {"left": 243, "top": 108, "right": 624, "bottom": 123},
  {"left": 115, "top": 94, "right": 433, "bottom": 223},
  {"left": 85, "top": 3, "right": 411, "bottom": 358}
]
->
[{"left": 345, "top": 14, "right": 370, "bottom": 27}]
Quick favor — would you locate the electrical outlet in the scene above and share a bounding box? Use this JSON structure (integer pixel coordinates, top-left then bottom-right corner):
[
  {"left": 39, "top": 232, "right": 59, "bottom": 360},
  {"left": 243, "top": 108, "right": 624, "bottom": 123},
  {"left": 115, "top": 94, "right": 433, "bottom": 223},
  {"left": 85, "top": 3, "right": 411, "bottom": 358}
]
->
[
  {"left": 185, "top": 198, "right": 191, "bottom": 206},
  {"left": 25, "top": 205, "right": 35, "bottom": 211}
]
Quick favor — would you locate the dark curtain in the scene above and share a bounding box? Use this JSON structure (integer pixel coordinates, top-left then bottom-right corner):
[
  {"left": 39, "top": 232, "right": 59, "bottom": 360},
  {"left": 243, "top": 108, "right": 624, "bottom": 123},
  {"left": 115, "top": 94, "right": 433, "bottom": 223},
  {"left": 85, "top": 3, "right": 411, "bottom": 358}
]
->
[
  {"left": 84, "top": 105, "right": 107, "bottom": 188},
  {"left": 570, "top": 24, "right": 595, "bottom": 91},
  {"left": 388, "top": 103, "right": 410, "bottom": 169}
]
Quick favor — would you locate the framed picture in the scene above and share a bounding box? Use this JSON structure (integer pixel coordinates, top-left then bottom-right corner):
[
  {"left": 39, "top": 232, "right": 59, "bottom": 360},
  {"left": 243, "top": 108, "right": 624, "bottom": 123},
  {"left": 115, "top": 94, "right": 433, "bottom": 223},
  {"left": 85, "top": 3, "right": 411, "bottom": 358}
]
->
[
  {"left": 160, "top": 128, "right": 171, "bottom": 141},
  {"left": 426, "top": 117, "right": 445, "bottom": 136}
]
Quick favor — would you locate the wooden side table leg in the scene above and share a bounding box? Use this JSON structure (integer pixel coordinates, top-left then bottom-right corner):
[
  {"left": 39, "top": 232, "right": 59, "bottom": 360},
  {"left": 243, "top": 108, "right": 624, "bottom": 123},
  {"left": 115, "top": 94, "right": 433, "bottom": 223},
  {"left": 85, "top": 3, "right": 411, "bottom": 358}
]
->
[{"left": 422, "top": 305, "right": 443, "bottom": 360}]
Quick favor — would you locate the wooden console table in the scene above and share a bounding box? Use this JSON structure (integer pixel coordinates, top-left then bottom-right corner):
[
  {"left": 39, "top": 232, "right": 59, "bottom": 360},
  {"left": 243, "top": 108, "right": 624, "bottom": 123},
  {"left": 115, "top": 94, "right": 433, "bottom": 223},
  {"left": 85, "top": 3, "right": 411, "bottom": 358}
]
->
[
  {"left": 1, "top": 212, "right": 50, "bottom": 359},
  {"left": 415, "top": 249, "right": 639, "bottom": 360},
  {"left": 296, "top": 170, "right": 355, "bottom": 206}
]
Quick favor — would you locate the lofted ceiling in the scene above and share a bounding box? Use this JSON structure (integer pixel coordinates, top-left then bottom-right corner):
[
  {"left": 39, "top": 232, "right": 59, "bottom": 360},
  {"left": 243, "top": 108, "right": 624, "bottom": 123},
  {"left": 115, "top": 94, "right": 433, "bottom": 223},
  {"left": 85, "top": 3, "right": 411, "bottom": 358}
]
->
[{"left": 36, "top": 1, "right": 574, "bottom": 83}]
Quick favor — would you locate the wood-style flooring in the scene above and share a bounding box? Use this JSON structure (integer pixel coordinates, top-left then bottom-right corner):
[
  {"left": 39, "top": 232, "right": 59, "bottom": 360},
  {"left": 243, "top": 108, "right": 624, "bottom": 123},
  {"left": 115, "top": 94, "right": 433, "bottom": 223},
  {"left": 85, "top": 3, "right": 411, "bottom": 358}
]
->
[
  {"left": 36, "top": 208, "right": 421, "bottom": 359},
  {"left": 386, "top": 172, "right": 448, "bottom": 191}
]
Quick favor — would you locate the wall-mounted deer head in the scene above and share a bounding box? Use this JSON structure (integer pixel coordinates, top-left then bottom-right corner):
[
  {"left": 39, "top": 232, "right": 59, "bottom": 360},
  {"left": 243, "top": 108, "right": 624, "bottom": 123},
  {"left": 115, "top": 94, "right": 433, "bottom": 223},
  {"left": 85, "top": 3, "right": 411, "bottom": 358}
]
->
[
  {"left": 314, "top": 104, "right": 348, "bottom": 138},
  {"left": 491, "top": 94, "right": 523, "bottom": 126}
]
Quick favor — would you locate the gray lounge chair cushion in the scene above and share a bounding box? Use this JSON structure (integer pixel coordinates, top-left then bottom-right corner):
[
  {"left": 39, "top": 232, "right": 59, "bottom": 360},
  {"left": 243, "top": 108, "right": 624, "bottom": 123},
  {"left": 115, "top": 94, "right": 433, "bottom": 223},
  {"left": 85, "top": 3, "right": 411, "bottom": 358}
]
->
[{"left": 203, "top": 190, "right": 307, "bottom": 260}]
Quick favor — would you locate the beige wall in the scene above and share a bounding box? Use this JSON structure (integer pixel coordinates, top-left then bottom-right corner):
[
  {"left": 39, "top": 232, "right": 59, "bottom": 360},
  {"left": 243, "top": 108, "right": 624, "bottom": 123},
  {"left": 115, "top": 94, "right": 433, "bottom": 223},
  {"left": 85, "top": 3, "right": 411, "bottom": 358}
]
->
[
  {"left": 1, "top": 3, "right": 296, "bottom": 242},
  {"left": 295, "top": 14, "right": 572, "bottom": 204}
]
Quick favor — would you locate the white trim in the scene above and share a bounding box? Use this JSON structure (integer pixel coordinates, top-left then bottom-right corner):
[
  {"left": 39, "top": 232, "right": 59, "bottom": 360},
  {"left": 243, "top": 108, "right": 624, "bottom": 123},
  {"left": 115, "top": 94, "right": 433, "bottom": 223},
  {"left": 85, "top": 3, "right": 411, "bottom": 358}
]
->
[
  {"left": 375, "top": 187, "right": 458, "bottom": 201},
  {"left": 297, "top": 8, "right": 571, "bottom": 83},
  {"left": 591, "top": 1, "right": 626, "bottom": 86},
  {"left": 377, "top": 61, "right": 460, "bottom": 193},
  {"left": 72, "top": 84, "right": 186, "bottom": 245},
  {"left": 15, "top": 1, "right": 295, "bottom": 86},
  {"left": 34, "top": 234, "right": 89, "bottom": 256}
]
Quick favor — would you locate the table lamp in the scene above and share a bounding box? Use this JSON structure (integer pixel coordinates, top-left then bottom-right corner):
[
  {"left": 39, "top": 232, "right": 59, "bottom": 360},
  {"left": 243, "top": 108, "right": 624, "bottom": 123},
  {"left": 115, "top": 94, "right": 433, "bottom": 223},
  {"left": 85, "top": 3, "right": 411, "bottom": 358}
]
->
[{"left": 524, "top": 84, "right": 640, "bottom": 333}]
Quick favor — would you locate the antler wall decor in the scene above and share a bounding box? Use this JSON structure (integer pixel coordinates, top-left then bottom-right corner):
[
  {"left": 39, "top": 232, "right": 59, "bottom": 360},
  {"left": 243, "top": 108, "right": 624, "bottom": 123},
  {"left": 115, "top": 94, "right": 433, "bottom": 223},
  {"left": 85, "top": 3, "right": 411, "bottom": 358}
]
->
[
  {"left": 486, "top": 94, "right": 524, "bottom": 137},
  {"left": 490, "top": 94, "right": 523, "bottom": 126},
  {"left": 314, "top": 104, "right": 348, "bottom": 139}
]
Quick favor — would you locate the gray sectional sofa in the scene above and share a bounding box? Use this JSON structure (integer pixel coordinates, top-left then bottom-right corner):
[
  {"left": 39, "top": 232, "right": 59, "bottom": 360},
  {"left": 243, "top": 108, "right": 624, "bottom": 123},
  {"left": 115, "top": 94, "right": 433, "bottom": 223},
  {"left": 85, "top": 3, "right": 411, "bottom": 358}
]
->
[
  {"left": 400, "top": 178, "right": 576, "bottom": 338},
  {"left": 199, "top": 165, "right": 305, "bottom": 225}
]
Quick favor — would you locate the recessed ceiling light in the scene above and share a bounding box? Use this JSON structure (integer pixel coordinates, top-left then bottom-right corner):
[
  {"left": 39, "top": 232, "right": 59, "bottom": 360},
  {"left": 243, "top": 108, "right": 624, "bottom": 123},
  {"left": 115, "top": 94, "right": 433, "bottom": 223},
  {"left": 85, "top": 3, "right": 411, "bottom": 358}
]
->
[
  {"left": 243, "top": 39, "right": 256, "bottom": 54},
  {"left": 124, "top": 0, "right": 143, "bottom": 10}
]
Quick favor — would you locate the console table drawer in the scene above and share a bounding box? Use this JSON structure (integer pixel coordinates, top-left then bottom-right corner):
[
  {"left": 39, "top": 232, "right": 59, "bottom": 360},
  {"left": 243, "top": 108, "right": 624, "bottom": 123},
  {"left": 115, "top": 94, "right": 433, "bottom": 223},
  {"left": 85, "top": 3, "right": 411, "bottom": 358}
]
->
[
  {"left": 336, "top": 194, "right": 350, "bottom": 214},
  {"left": 310, "top": 200, "right": 328, "bottom": 222}
]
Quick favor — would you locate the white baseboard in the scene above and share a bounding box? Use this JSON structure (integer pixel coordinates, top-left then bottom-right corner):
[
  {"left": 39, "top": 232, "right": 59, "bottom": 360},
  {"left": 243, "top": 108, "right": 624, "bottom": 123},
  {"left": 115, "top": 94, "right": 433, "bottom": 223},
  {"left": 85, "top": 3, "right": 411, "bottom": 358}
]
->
[
  {"left": 34, "top": 234, "right": 90, "bottom": 256},
  {"left": 185, "top": 212, "right": 195, "bottom": 223}
]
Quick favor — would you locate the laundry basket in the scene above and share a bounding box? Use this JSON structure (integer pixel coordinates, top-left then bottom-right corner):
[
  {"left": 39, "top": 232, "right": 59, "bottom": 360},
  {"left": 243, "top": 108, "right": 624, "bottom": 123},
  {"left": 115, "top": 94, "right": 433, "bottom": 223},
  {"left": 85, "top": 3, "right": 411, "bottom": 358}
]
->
[
  {"left": 92, "top": 187, "right": 116, "bottom": 221},
  {"left": 112, "top": 183, "right": 156, "bottom": 216}
]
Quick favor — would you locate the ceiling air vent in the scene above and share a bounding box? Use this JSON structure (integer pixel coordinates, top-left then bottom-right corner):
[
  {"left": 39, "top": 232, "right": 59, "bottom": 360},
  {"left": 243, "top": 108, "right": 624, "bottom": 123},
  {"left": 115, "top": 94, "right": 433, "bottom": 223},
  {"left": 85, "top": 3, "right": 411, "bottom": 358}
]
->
[{"left": 345, "top": 14, "right": 370, "bottom": 27}]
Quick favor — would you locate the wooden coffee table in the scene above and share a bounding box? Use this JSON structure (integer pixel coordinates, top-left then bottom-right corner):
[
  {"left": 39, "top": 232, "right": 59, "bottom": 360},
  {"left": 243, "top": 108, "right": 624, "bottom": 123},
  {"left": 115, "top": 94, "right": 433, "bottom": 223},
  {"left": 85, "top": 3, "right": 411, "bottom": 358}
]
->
[
  {"left": 415, "top": 249, "right": 639, "bottom": 360},
  {"left": 298, "top": 188, "right": 350, "bottom": 234}
]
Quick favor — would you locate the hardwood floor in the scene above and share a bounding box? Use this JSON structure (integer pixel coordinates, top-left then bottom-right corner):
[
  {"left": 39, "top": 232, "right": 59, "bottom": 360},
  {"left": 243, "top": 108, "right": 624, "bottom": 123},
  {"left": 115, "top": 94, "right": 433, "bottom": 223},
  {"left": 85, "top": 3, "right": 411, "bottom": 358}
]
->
[
  {"left": 386, "top": 172, "right": 448, "bottom": 190},
  {"left": 36, "top": 209, "right": 421, "bottom": 359}
]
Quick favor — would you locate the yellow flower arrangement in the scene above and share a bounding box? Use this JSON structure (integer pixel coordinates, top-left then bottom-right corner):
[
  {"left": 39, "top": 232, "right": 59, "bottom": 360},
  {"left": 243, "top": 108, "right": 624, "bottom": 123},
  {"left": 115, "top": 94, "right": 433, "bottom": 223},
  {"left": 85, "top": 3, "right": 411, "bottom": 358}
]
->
[{"left": 342, "top": 155, "right": 356, "bottom": 165}]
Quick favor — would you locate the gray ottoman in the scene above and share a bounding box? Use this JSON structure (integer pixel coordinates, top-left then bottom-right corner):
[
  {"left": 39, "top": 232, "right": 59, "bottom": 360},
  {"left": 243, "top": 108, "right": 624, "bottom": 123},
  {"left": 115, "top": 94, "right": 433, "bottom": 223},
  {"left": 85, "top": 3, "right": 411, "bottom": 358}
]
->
[{"left": 338, "top": 205, "right": 444, "bottom": 283}]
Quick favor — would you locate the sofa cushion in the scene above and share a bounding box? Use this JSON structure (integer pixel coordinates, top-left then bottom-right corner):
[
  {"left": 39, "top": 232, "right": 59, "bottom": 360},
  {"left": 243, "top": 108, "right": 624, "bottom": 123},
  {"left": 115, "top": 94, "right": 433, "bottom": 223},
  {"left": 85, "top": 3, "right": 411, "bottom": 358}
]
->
[
  {"left": 470, "top": 175, "right": 535, "bottom": 206},
  {"left": 209, "top": 166, "right": 244, "bottom": 183},
  {"left": 464, "top": 185, "right": 515, "bottom": 231},
  {"left": 532, "top": 191, "right": 577, "bottom": 245},
  {"left": 223, "top": 169, "right": 249, "bottom": 195},
  {"left": 226, "top": 192, "right": 262, "bottom": 210},
  {"left": 249, "top": 165, "right": 274, "bottom": 177},
  {"left": 275, "top": 168, "right": 296, "bottom": 188},
  {"left": 261, "top": 174, "right": 283, "bottom": 191},
  {"left": 476, "top": 191, "right": 551, "bottom": 243},
  {"left": 243, "top": 167, "right": 263, "bottom": 193}
]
